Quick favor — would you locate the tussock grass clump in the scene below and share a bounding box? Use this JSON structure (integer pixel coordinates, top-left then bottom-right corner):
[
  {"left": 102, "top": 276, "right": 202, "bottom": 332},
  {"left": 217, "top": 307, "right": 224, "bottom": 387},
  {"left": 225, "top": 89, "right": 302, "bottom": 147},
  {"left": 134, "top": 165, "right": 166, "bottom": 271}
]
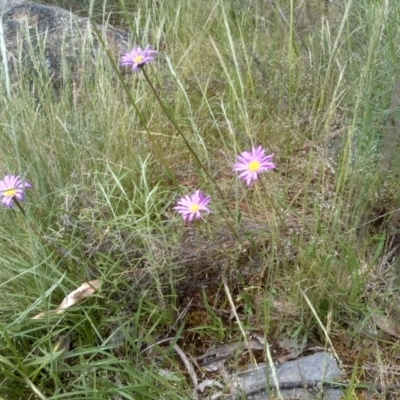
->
[{"left": 1, "top": 0, "right": 400, "bottom": 398}]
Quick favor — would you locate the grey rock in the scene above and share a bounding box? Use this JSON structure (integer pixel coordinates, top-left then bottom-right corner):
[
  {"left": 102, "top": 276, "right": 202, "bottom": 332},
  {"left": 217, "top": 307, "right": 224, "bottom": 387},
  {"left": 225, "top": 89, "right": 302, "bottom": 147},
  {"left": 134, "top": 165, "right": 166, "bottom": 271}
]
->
[
  {"left": 0, "top": 0, "right": 129, "bottom": 83},
  {"left": 1, "top": 0, "right": 25, "bottom": 7},
  {"left": 231, "top": 352, "right": 342, "bottom": 400}
]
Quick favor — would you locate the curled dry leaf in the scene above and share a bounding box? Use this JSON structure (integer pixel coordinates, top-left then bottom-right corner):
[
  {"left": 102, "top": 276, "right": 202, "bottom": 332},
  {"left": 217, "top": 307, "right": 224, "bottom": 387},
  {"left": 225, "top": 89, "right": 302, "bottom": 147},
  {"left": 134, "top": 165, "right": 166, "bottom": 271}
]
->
[{"left": 32, "top": 279, "right": 101, "bottom": 319}]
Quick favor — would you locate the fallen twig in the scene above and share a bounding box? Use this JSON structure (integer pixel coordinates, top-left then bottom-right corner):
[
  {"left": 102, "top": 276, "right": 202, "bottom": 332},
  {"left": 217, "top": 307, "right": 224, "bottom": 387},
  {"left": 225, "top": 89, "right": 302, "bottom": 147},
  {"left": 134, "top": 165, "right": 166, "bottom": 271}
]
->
[{"left": 173, "top": 344, "right": 199, "bottom": 400}]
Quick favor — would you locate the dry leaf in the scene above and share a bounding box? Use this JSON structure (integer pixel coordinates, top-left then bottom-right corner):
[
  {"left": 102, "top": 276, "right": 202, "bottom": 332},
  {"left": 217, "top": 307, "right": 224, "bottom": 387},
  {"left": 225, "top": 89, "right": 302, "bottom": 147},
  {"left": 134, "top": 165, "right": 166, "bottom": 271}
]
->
[
  {"left": 277, "top": 349, "right": 303, "bottom": 364},
  {"left": 196, "top": 340, "right": 264, "bottom": 372},
  {"left": 33, "top": 279, "right": 100, "bottom": 319},
  {"left": 372, "top": 312, "right": 400, "bottom": 339},
  {"left": 276, "top": 336, "right": 305, "bottom": 364},
  {"left": 196, "top": 380, "right": 224, "bottom": 393},
  {"left": 277, "top": 337, "right": 297, "bottom": 352},
  {"left": 369, "top": 299, "right": 400, "bottom": 339},
  {"left": 53, "top": 336, "right": 71, "bottom": 355}
]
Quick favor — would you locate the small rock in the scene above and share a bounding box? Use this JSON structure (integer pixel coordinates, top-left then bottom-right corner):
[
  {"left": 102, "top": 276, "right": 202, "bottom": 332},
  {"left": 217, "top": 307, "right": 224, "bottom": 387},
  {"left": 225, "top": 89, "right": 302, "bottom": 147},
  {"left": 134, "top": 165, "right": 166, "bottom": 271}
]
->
[{"left": 231, "top": 352, "right": 342, "bottom": 400}]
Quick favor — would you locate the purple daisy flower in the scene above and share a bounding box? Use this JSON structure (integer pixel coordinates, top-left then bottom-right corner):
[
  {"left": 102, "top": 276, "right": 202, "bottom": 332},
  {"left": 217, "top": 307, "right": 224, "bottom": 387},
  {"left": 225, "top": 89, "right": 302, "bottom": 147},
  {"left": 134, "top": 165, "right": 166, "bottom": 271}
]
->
[
  {"left": 0, "top": 175, "right": 32, "bottom": 208},
  {"left": 120, "top": 45, "right": 157, "bottom": 72},
  {"left": 233, "top": 145, "right": 275, "bottom": 186},
  {"left": 173, "top": 190, "right": 211, "bottom": 222}
]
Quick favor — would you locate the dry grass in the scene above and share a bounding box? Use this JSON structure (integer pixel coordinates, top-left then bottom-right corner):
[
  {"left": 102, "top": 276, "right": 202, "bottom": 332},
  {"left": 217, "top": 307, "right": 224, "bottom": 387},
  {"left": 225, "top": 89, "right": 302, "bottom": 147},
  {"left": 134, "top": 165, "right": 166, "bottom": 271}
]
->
[{"left": 0, "top": 0, "right": 400, "bottom": 398}]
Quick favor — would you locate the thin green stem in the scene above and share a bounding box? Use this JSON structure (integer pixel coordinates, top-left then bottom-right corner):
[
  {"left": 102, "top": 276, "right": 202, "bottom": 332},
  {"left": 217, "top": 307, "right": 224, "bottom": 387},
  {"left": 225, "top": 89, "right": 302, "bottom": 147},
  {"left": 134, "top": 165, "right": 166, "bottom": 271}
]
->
[
  {"left": 142, "top": 69, "right": 220, "bottom": 191},
  {"left": 141, "top": 69, "right": 241, "bottom": 241},
  {"left": 13, "top": 197, "right": 27, "bottom": 217},
  {"left": 90, "top": 23, "right": 180, "bottom": 191}
]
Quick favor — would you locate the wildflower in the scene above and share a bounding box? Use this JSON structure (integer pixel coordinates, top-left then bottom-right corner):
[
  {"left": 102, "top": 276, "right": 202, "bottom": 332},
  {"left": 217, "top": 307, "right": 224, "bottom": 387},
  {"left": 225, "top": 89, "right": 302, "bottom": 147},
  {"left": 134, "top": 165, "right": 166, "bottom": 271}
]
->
[
  {"left": 173, "top": 190, "right": 211, "bottom": 222},
  {"left": 233, "top": 145, "right": 275, "bottom": 186},
  {"left": 0, "top": 175, "right": 32, "bottom": 208},
  {"left": 120, "top": 45, "right": 157, "bottom": 72}
]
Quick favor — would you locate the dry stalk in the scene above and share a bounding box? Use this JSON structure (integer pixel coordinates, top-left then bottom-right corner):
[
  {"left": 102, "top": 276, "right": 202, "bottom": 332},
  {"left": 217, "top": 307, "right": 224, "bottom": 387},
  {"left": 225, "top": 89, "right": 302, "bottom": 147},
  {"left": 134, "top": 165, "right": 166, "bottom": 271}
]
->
[{"left": 382, "top": 76, "right": 400, "bottom": 169}]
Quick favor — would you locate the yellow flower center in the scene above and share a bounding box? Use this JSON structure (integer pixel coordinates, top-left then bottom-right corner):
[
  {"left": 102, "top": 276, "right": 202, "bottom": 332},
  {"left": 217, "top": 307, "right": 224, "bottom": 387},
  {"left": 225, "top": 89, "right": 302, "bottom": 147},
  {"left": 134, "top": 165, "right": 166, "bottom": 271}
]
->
[
  {"left": 133, "top": 55, "right": 144, "bottom": 64},
  {"left": 3, "top": 188, "right": 17, "bottom": 197},
  {"left": 189, "top": 204, "right": 200, "bottom": 212},
  {"left": 248, "top": 161, "right": 260, "bottom": 172}
]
